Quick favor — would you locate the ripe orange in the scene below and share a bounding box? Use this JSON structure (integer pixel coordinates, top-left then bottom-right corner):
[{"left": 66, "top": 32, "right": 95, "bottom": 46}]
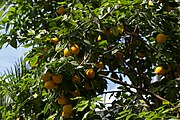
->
[
  {"left": 156, "top": 34, "right": 166, "bottom": 43},
  {"left": 44, "top": 80, "right": 55, "bottom": 89},
  {"left": 84, "top": 83, "right": 92, "bottom": 90},
  {"left": 86, "top": 69, "right": 95, "bottom": 78},
  {"left": 72, "top": 75, "right": 80, "bottom": 82},
  {"left": 96, "top": 61, "right": 104, "bottom": 68},
  {"left": 70, "top": 90, "right": 80, "bottom": 97},
  {"left": 57, "top": 7, "right": 65, "bottom": 15},
  {"left": 114, "top": 51, "right": 123, "bottom": 60},
  {"left": 137, "top": 51, "right": 144, "bottom": 58},
  {"left": 97, "top": 35, "right": 101, "bottom": 41},
  {"left": 62, "top": 111, "right": 73, "bottom": 118},
  {"left": 166, "top": 6, "right": 171, "bottom": 12},
  {"left": 70, "top": 44, "right": 80, "bottom": 55},
  {"left": 42, "top": 72, "right": 52, "bottom": 82},
  {"left": 52, "top": 74, "right": 63, "bottom": 84},
  {"left": 50, "top": 37, "right": 59, "bottom": 45},
  {"left": 63, "top": 104, "right": 73, "bottom": 113},
  {"left": 58, "top": 96, "right": 68, "bottom": 105},
  {"left": 155, "top": 66, "right": 165, "bottom": 75},
  {"left": 64, "top": 48, "right": 72, "bottom": 57}
]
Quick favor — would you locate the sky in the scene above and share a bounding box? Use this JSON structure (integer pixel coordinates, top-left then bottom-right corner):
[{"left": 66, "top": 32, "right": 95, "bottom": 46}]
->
[{"left": 0, "top": 44, "right": 29, "bottom": 74}]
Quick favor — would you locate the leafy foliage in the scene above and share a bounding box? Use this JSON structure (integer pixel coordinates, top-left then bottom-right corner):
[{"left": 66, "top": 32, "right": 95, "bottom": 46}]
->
[{"left": 0, "top": 0, "right": 180, "bottom": 119}]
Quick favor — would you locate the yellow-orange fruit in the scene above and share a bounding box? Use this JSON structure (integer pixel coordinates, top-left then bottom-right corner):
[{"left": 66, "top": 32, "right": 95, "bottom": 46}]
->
[
  {"left": 64, "top": 48, "right": 72, "bottom": 57},
  {"left": 57, "top": 7, "right": 65, "bottom": 15},
  {"left": 97, "top": 35, "right": 101, "bottom": 41},
  {"left": 42, "top": 72, "right": 53, "bottom": 82},
  {"left": 50, "top": 37, "right": 59, "bottom": 45},
  {"left": 84, "top": 83, "right": 92, "bottom": 90},
  {"left": 166, "top": 6, "right": 171, "bottom": 12},
  {"left": 156, "top": 34, "right": 166, "bottom": 43},
  {"left": 62, "top": 111, "right": 73, "bottom": 118},
  {"left": 44, "top": 81, "right": 55, "bottom": 89},
  {"left": 72, "top": 75, "right": 80, "bottom": 82},
  {"left": 137, "top": 51, "right": 144, "bottom": 58},
  {"left": 58, "top": 96, "right": 68, "bottom": 105},
  {"left": 114, "top": 51, "right": 123, "bottom": 60},
  {"left": 155, "top": 66, "right": 165, "bottom": 75},
  {"left": 96, "top": 61, "right": 104, "bottom": 68},
  {"left": 70, "top": 44, "right": 80, "bottom": 55},
  {"left": 70, "top": 90, "right": 80, "bottom": 97},
  {"left": 63, "top": 104, "right": 73, "bottom": 113},
  {"left": 52, "top": 74, "right": 63, "bottom": 84},
  {"left": 86, "top": 69, "right": 95, "bottom": 78}
]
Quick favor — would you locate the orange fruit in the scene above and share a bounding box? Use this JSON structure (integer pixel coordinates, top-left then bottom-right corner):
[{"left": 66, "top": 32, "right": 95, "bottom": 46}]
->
[
  {"left": 114, "top": 51, "right": 123, "bottom": 60},
  {"left": 84, "top": 83, "right": 92, "bottom": 90},
  {"left": 70, "top": 44, "right": 80, "bottom": 55},
  {"left": 86, "top": 69, "right": 95, "bottom": 78},
  {"left": 97, "top": 35, "right": 101, "bottom": 41},
  {"left": 137, "top": 51, "right": 144, "bottom": 58},
  {"left": 62, "top": 111, "right": 73, "bottom": 118},
  {"left": 96, "top": 61, "right": 104, "bottom": 68},
  {"left": 44, "top": 80, "right": 55, "bottom": 89},
  {"left": 155, "top": 66, "right": 165, "bottom": 75},
  {"left": 70, "top": 90, "right": 80, "bottom": 97},
  {"left": 166, "top": 6, "right": 171, "bottom": 12},
  {"left": 72, "top": 75, "right": 80, "bottom": 82},
  {"left": 156, "top": 34, "right": 166, "bottom": 43},
  {"left": 58, "top": 96, "right": 68, "bottom": 105},
  {"left": 42, "top": 72, "right": 52, "bottom": 82},
  {"left": 64, "top": 48, "right": 72, "bottom": 57},
  {"left": 52, "top": 74, "right": 63, "bottom": 84},
  {"left": 57, "top": 7, "right": 65, "bottom": 15},
  {"left": 50, "top": 37, "right": 59, "bottom": 45},
  {"left": 63, "top": 104, "right": 73, "bottom": 113}
]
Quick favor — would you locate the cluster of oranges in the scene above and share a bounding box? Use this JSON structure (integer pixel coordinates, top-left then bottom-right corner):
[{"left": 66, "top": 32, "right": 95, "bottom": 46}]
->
[
  {"left": 57, "top": 96, "right": 73, "bottom": 118},
  {"left": 63, "top": 44, "right": 80, "bottom": 57},
  {"left": 45, "top": 35, "right": 106, "bottom": 118},
  {"left": 42, "top": 72, "right": 63, "bottom": 89}
]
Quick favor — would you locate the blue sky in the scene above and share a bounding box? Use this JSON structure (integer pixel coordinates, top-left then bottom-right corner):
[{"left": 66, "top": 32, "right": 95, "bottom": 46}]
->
[{"left": 0, "top": 45, "right": 29, "bottom": 74}]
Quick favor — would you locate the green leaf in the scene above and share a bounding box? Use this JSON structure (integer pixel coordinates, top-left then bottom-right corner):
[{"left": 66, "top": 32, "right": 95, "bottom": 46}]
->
[
  {"left": 162, "top": 101, "right": 170, "bottom": 105},
  {"left": 126, "top": 114, "right": 137, "bottom": 120},
  {"left": 77, "top": 104, "right": 88, "bottom": 112},
  {"left": 98, "top": 40, "right": 108, "bottom": 47},
  {"left": 43, "top": 103, "right": 49, "bottom": 114},
  {"left": 0, "top": 10, "right": 4, "bottom": 18},
  {"left": 90, "top": 102, "right": 96, "bottom": 111},
  {"left": 77, "top": 100, "right": 89, "bottom": 112},
  {"left": 10, "top": 38, "right": 17, "bottom": 48},
  {"left": 28, "top": 29, "right": 35, "bottom": 36},
  {"left": 118, "top": 110, "right": 130, "bottom": 116},
  {"left": 46, "top": 113, "right": 57, "bottom": 120}
]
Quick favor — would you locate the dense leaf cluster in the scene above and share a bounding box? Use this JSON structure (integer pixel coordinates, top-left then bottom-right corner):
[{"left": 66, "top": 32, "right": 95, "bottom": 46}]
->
[{"left": 0, "top": 0, "right": 180, "bottom": 119}]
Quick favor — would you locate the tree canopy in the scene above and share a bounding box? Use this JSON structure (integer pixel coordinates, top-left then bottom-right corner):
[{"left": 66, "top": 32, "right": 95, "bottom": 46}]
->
[{"left": 0, "top": 0, "right": 180, "bottom": 119}]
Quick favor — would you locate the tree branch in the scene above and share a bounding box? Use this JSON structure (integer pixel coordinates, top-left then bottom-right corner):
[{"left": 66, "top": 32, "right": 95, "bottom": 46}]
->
[{"left": 99, "top": 73, "right": 171, "bottom": 103}]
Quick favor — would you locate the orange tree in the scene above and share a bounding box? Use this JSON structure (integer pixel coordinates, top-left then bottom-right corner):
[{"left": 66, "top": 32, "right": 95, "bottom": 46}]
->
[{"left": 0, "top": 0, "right": 180, "bottom": 119}]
